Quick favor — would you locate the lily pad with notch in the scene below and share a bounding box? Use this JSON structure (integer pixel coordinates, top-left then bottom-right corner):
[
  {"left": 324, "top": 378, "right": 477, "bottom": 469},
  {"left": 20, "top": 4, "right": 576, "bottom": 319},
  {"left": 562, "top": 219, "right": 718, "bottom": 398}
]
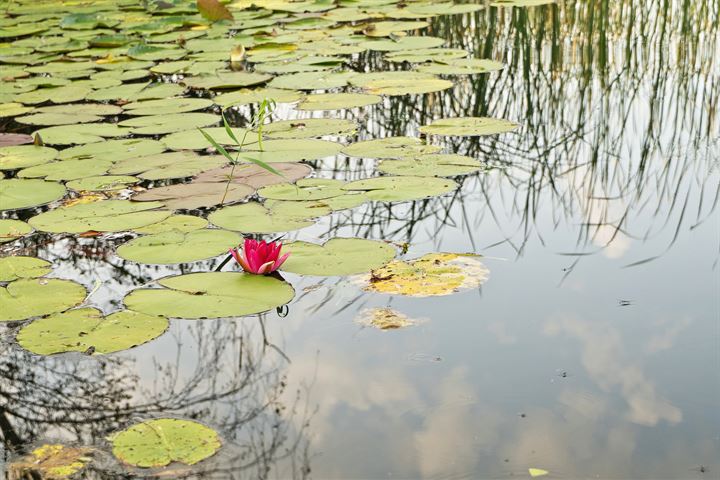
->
[
  {"left": 0, "top": 278, "right": 86, "bottom": 322},
  {"left": 378, "top": 154, "right": 485, "bottom": 177},
  {"left": 260, "top": 118, "right": 357, "bottom": 139},
  {"left": 342, "top": 136, "right": 441, "bottom": 159},
  {"left": 0, "top": 146, "right": 58, "bottom": 171},
  {"left": 110, "top": 151, "right": 227, "bottom": 180},
  {"left": 124, "top": 271, "right": 295, "bottom": 319},
  {"left": 117, "top": 229, "right": 241, "bottom": 264},
  {"left": 342, "top": 175, "right": 458, "bottom": 202},
  {"left": 0, "top": 179, "right": 67, "bottom": 211},
  {"left": 209, "top": 201, "right": 328, "bottom": 233},
  {"left": 16, "top": 307, "right": 169, "bottom": 355},
  {"left": 0, "top": 256, "right": 52, "bottom": 282},
  {"left": 29, "top": 200, "right": 171, "bottom": 233},
  {"left": 282, "top": 238, "right": 396, "bottom": 276},
  {"left": 296, "top": 93, "right": 382, "bottom": 111},
  {"left": 131, "top": 182, "right": 255, "bottom": 210},
  {"left": 419, "top": 117, "right": 519, "bottom": 136}
]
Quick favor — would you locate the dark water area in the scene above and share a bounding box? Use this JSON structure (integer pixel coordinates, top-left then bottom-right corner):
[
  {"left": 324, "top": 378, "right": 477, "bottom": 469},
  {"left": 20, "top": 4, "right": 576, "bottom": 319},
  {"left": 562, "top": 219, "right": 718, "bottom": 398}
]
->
[{"left": 0, "top": 0, "right": 718, "bottom": 478}]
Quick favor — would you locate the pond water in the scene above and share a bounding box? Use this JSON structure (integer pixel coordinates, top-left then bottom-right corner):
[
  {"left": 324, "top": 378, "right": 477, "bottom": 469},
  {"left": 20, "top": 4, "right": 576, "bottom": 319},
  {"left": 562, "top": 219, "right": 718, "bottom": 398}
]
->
[{"left": 0, "top": 0, "right": 718, "bottom": 478}]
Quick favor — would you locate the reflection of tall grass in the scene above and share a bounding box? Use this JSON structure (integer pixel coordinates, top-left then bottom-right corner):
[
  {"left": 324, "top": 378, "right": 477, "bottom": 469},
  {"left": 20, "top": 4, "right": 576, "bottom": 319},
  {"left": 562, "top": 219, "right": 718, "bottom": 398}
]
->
[{"left": 337, "top": 0, "right": 719, "bottom": 263}]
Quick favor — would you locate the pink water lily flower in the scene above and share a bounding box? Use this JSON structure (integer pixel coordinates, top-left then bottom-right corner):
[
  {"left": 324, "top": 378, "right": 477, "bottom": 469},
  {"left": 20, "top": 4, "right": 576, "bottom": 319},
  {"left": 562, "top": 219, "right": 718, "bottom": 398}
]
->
[{"left": 230, "top": 238, "right": 289, "bottom": 275}]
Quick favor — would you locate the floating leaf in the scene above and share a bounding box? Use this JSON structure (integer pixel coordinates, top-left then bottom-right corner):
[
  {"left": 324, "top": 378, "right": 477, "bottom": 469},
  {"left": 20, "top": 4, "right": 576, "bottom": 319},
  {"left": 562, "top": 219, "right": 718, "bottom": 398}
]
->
[
  {"left": 16, "top": 112, "right": 102, "bottom": 126},
  {"left": 419, "top": 117, "right": 519, "bottom": 136},
  {"left": 492, "top": 0, "right": 556, "bottom": 6},
  {"left": 350, "top": 71, "right": 453, "bottom": 95},
  {"left": 235, "top": 139, "right": 342, "bottom": 163},
  {"left": 133, "top": 215, "right": 208, "bottom": 234},
  {"left": 0, "top": 219, "right": 32, "bottom": 243},
  {"left": 111, "top": 151, "right": 226, "bottom": 180},
  {"left": 0, "top": 102, "right": 33, "bottom": 118},
  {"left": 0, "top": 256, "right": 52, "bottom": 282},
  {"left": 361, "top": 36, "right": 445, "bottom": 52},
  {"left": 182, "top": 72, "right": 272, "bottom": 90},
  {"left": 8, "top": 444, "right": 93, "bottom": 479},
  {"left": 19, "top": 158, "right": 113, "bottom": 181},
  {"left": 385, "top": 47, "right": 469, "bottom": 63},
  {"left": 67, "top": 175, "right": 139, "bottom": 192},
  {"left": 58, "top": 138, "right": 166, "bottom": 162},
  {"left": 198, "top": 0, "right": 234, "bottom": 21},
  {"left": 110, "top": 418, "right": 221, "bottom": 468},
  {"left": 367, "top": 253, "right": 489, "bottom": 297},
  {"left": 528, "top": 468, "right": 550, "bottom": 477},
  {"left": 132, "top": 182, "right": 254, "bottom": 210},
  {"left": 296, "top": 93, "right": 382, "bottom": 111},
  {"left": 282, "top": 238, "right": 395, "bottom": 276},
  {"left": 209, "top": 201, "right": 327, "bottom": 233},
  {"left": 119, "top": 113, "right": 221, "bottom": 135},
  {"left": 356, "top": 307, "right": 416, "bottom": 330},
  {"left": 117, "top": 229, "right": 241, "bottom": 264},
  {"left": 415, "top": 58, "right": 503, "bottom": 75},
  {"left": 162, "top": 126, "right": 252, "bottom": 150},
  {"left": 213, "top": 88, "right": 302, "bottom": 107},
  {"left": 0, "top": 278, "right": 86, "bottom": 322},
  {"left": 34, "top": 123, "right": 129, "bottom": 145},
  {"left": 342, "top": 136, "right": 441, "bottom": 159},
  {"left": 342, "top": 176, "right": 458, "bottom": 202},
  {"left": 268, "top": 71, "right": 355, "bottom": 90},
  {"left": 17, "top": 307, "right": 169, "bottom": 355},
  {"left": 261, "top": 118, "right": 357, "bottom": 139},
  {"left": 122, "top": 97, "right": 214, "bottom": 116},
  {"left": 0, "top": 179, "right": 66, "bottom": 211},
  {"left": 0, "top": 145, "right": 57, "bottom": 170},
  {"left": 194, "top": 162, "right": 311, "bottom": 186},
  {"left": 124, "top": 272, "right": 295, "bottom": 319},
  {"left": 378, "top": 154, "right": 485, "bottom": 177},
  {"left": 258, "top": 178, "right": 345, "bottom": 201},
  {"left": 29, "top": 201, "right": 170, "bottom": 233}
]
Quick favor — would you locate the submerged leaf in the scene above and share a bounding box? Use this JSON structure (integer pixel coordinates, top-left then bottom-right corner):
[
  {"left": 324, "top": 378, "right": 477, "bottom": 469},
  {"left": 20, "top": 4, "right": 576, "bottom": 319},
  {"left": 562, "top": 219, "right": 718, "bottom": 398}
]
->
[
  {"left": 8, "top": 444, "right": 93, "bottom": 479},
  {"left": 356, "top": 308, "right": 416, "bottom": 330}
]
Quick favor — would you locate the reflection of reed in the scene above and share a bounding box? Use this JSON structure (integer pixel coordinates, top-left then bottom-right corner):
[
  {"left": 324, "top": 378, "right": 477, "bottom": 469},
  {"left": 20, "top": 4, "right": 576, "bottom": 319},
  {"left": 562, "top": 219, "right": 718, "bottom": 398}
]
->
[
  {"left": 0, "top": 320, "right": 311, "bottom": 478},
  {"left": 323, "top": 0, "right": 719, "bottom": 267}
]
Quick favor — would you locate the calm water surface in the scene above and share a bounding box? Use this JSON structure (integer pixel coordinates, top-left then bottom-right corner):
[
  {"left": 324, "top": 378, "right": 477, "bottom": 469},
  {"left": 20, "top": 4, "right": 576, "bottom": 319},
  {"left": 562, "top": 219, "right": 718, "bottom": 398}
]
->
[{"left": 1, "top": 1, "right": 718, "bottom": 478}]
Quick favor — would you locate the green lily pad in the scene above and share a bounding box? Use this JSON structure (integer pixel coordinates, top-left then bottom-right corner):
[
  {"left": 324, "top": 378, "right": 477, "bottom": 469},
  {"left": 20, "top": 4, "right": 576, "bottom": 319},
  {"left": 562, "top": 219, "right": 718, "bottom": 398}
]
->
[
  {"left": 282, "top": 238, "right": 395, "bottom": 276},
  {"left": 66, "top": 175, "right": 139, "bottom": 192},
  {"left": 29, "top": 200, "right": 171, "bottom": 233},
  {"left": 0, "top": 146, "right": 58, "bottom": 170},
  {"left": 122, "top": 97, "right": 214, "bottom": 116},
  {"left": 378, "top": 154, "right": 485, "bottom": 177},
  {"left": 110, "top": 152, "right": 226, "bottom": 180},
  {"left": 132, "top": 182, "right": 255, "bottom": 210},
  {"left": 14, "top": 85, "right": 91, "bottom": 105},
  {"left": 361, "top": 36, "right": 445, "bottom": 52},
  {"left": 415, "top": 58, "right": 504, "bottom": 75},
  {"left": 15, "top": 112, "right": 102, "bottom": 126},
  {"left": 58, "top": 138, "right": 166, "bottom": 162},
  {"left": 117, "top": 229, "right": 241, "bottom": 264},
  {"left": 0, "top": 278, "right": 86, "bottom": 322},
  {"left": 258, "top": 178, "right": 345, "bottom": 201},
  {"left": 350, "top": 71, "right": 453, "bottom": 95},
  {"left": 118, "top": 113, "right": 221, "bottom": 135},
  {"left": 385, "top": 48, "right": 469, "bottom": 63},
  {"left": 342, "top": 175, "right": 458, "bottom": 202},
  {"left": 133, "top": 215, "right": 208, "bottom": 234},
  {"left": 0, "top": 256, "right": 52, "bottom": 282},
  {"left": 491, "top": 0, "right": 556, "bottom": 6},
  {"left": 110, "top": 418, "right": 221, "bottom": 468},
  {"left": 124, "top": 272, "right": 295, "bottom": 319},
  {"left": 34, "top": 123, "right": 130, "bottom": 145},
  {"left": 406, "top": 2, "right": 483, "bottom": 15},
  {"left": 87, "top": 82, "right": 185, "bottom": 102},
  {"left": 342, "top": 136, "right": 441, "bottom": 159},
  {"left": 261, "top": 118, "right": 357, "bottom": 139},
  {"left": 209, "top": 201, "right": 327, "bottom": 233},
  {"left": 16, "top": 307, "right": 169, "bottom": 355},
  {"left": 162, "top": 126, "right": 252, "bottom": 150},
  {"left": 236, "top": 139, "right": 342, "bottom": 163},
  {"left": 182, "top": 71, "right": 272, "bottom": 90},
  {"left": 0, "top": 179, "right": 66, "bottom": 211},
  {"left": 363, "top": 20, "right": 429, "bottom": 37},
  {"left": 0, "top": 219, "right": 32, "bottom": 243},
  {"left": 268, "top": 71, "right": 355, "bottom": 90},
  {"left": 296, "top": 92, "right": 382, "bottom": 111},
  {"left": 19, "top": 158, "right": 113, "bottom": 181},
  {"left": 213, "top": 88, "right": 302, "bottom": 108},
  {"left": 419, "top": 117, "right": 520, "bottom": 136},
  {"left": 0, "top": 102, "right": 33, "bottom": 118},
  {"left": 33, "top": 103, "right": 123, "bottom": 116}
]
